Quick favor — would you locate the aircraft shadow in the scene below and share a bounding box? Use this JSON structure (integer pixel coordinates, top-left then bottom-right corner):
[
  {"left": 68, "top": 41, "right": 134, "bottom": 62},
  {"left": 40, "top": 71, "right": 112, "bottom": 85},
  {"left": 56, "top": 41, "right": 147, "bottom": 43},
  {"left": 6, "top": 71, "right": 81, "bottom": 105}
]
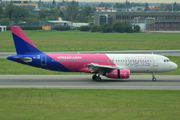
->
[
  {"left": 1, "top": 79, "right": 180, "bottom": 83},
  {"left": 101, "top": 80, "right": 180, "bottom": 82}
]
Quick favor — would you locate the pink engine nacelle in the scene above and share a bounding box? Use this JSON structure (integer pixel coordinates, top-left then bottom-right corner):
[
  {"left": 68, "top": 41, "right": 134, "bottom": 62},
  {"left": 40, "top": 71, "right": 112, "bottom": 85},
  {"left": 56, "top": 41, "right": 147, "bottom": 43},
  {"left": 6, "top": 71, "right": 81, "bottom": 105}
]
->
[{"left": 105, "top": 69, "right": 130, "bottom": 79}]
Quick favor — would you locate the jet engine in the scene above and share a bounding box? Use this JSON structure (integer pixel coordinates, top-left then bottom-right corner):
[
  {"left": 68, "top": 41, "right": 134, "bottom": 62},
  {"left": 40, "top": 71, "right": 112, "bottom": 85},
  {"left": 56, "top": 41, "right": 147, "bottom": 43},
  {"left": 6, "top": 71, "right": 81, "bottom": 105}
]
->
[{"left": 105, "top": 69, "right": 130, "bottom": 79}]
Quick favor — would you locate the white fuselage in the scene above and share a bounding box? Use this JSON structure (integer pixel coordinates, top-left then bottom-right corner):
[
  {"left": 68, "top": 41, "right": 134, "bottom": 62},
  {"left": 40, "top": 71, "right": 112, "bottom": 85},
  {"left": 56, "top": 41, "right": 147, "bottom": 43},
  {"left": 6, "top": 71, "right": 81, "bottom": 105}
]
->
[{"left": 106, "top": 54, "right": 177, "bottom": 73}]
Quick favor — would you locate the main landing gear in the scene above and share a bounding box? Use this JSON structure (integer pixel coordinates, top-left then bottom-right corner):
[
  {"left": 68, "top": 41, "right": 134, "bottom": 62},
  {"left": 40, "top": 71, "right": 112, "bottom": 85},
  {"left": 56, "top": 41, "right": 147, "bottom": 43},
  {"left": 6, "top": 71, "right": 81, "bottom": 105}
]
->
[
  {"left": 92, "top": 74, "right": 101, "bottom": 82},
  {"left": 152, "top": 72, "right": 156, "bottom": 82}
]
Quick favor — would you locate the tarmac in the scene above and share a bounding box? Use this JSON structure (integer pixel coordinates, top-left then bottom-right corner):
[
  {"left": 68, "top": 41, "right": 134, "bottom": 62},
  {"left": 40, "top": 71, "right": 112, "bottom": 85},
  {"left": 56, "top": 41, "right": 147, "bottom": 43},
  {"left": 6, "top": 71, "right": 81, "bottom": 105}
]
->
[{"left": 0, "top": 75, "right": 180, "bottom": 90}]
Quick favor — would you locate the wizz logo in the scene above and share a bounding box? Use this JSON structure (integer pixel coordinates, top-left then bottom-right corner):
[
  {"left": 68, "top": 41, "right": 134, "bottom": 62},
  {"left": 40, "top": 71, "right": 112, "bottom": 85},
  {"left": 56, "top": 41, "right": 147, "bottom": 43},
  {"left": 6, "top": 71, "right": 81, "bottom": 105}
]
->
[{"left": 125, "top": 56, "right": 151, "bottom": 67}]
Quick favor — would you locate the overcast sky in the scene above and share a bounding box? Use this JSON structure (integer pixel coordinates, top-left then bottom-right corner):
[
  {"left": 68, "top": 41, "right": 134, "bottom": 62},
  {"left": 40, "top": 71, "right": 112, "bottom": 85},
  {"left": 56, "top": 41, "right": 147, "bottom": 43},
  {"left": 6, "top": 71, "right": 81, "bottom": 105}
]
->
[
  {"left": 3, "top": 0, "right": 179, "bottom": 3},
  {"left": 76, "top": 0, "right": 179, "bottom": 3}
]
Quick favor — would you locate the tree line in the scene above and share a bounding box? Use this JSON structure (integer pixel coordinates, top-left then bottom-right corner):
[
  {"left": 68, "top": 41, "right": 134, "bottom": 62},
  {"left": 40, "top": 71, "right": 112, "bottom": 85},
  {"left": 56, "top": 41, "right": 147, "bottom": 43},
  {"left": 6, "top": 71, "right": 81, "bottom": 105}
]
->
[
  {"left": 81, "top": 21, "right": 140, "bottom": 33},
  {"left": 1, "top": 1, "right": 179, "bottom": 24}
]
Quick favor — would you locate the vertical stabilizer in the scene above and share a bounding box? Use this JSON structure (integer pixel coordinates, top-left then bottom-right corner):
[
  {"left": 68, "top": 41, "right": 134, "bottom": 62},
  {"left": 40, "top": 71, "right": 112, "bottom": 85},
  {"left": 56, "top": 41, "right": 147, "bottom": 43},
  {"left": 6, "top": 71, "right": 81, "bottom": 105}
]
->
[{"left": 11, "top": 26, "right": 41, "bottom": 54}]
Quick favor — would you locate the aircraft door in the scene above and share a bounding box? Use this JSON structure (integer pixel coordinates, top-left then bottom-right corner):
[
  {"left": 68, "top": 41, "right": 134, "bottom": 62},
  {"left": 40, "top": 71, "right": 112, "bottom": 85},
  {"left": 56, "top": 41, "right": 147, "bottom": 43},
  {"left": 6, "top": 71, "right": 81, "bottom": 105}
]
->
[
  {"left": 153, "top": 56, "right": 158, "bottom": 71},
  {"left": 41, "top": 55, "right": 46, "bottom": 66}
]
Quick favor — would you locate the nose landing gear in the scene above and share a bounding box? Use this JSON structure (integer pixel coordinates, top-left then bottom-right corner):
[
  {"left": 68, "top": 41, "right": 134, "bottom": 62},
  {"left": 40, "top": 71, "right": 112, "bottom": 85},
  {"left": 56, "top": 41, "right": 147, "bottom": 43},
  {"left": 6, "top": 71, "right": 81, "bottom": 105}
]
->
[{"left": 152, "top": 72, "right": 156, "bottom": 81}]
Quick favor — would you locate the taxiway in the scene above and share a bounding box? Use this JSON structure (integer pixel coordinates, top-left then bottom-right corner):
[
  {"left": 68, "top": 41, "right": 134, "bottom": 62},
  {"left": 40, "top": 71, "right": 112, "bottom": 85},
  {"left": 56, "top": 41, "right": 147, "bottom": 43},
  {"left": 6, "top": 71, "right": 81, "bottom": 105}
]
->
[{"left": 0, "top": 75, "right": 179, "bottom": 90}]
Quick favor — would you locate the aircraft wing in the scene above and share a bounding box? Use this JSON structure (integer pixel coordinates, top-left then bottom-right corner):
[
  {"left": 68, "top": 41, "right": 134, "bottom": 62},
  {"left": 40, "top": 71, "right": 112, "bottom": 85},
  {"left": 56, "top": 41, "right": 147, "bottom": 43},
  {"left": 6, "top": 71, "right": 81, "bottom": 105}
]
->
[{"left": 87, "top": 63, "right": 124, "bottom": 73}]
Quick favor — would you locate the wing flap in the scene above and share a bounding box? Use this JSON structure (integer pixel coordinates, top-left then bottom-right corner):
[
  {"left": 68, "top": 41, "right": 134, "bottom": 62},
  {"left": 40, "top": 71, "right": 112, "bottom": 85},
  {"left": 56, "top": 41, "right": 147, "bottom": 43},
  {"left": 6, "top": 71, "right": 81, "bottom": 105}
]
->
[{"left": 87, "top": 63, "right": 123, "bottom": 73}]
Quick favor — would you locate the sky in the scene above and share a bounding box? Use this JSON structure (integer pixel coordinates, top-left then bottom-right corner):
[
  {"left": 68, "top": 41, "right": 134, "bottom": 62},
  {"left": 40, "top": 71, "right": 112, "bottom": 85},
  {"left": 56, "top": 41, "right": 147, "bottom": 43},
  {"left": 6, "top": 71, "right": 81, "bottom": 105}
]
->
[
  {"left": 2, "top": 0, "right": 180, "bottom": 3},
  {"left": 77, "top": 0, "right": 179, "bottom": 3}
]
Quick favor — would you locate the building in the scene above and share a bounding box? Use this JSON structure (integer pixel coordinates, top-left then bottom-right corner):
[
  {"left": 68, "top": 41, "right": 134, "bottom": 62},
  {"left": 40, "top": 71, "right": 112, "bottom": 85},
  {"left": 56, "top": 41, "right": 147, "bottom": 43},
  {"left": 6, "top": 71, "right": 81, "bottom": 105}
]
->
[
  {"left": 39, "top": 20, "right": 73, "bottom": 28},
  {"left": 0, "top": 26, "right": 7, "bottom": 32},
  {"left": 95, "top": 11, "right": 180, "bottom": 31},
  {"left": 96, "top": 7, "right": 105, "bottom": 11},
  {"left": 11, "top": 0, "right": 38, "bottom": 9},
  {"left": 131, "top": 6, "right": 145, "bottom": 11},
  {"left": 148, "top": 5, "right": 160, "bottom": 10}
]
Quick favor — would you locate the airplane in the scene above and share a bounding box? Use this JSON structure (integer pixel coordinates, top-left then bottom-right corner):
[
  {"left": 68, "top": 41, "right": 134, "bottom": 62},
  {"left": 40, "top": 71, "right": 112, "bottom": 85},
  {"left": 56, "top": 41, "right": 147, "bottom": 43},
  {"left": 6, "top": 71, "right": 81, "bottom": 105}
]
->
[{"left": 7, "top": 26, "right": 178, "bottom": 82}]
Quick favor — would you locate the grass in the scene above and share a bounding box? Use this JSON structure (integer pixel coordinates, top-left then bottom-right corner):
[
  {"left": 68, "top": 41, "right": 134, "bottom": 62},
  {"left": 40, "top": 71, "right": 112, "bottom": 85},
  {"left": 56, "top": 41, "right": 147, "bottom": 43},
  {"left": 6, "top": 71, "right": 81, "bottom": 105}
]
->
[
  {"left": 0, "top": 89, "right": 180, "bottom": 120},
  {"left": 0, "top": 56, "right": 179, "bottom": 75},
  {"left": 0, "top": 30, "right": 180, "bottom": 52}
]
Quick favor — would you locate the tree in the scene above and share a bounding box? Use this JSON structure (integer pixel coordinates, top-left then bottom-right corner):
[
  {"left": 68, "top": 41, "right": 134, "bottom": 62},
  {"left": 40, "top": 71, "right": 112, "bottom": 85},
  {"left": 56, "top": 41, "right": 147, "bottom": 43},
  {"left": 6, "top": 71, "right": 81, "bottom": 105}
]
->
[
  {"left": 3, "top": 4, "right": 15, "bottom": 21},
  {"left": 144, "top": 2, "right": 149, "bottom": 11},
  {"left": 0, "top": 6, "right": 3, "bottom": 19},
  {"left": 79, "top": 5, "right": 92, "bottom": 22},
  {"left": 60, "top": 11, "right": 64, "bottom": 18},
  {"left": 3, "top": 4, "right": 29, "bottom": 22},
  {"left": 160, "top": 3, "right": 164, "bottom": 11},
  {"left": 65, "top": 5, "right": 78, "bottom": 21},
  {"left": 91, "top": 25, "right": 100, "bottom": 32},
  {"left": 97, "top": 2, "right": 105, "bottom": 7},
  {"left": 112, "top": 20, "right": 125, "bottom": 33},
  {"left": 113, "top": 3, "right": 125, "bottom": 8},
  {"left": 133, "top": 25, "right": 140, "bottom": 32},
  {"left": 124, "top": 23, "right": 132, "bottom": 33},
  {"left": 0, "top": 18, "right": 10, "bottom": 23},
  {"left": 38, "top": 9, "right": 61, "bottom": 20},
  {"left": 13, "top": 6, "right": 29, "bottom": 22},
  {"left": 173, "top": 2, "right": 179, "bottom": 11},
  {"left": 101, "top": 23, "right": 112, "bottom": 33},
  {"left": 24, "top": 14, "right": 38, "bottom": 22},
  {"left": 125, "top": 0, "right": 130, "bottom": 7},
  {"left": 125, "top": 0, "right": 128, "bottom": 6},
  {"left": 164, "top": 4, "right": 172, "bottom": 11},
  {"left": 39, "top": 9, "right": 50, "bottom": 19},
  {"left": 71, "top": 0, "right": 79, "bottom": 7},
  {"left": 0, "top": 6, "right": 3, "bottom": 14}
]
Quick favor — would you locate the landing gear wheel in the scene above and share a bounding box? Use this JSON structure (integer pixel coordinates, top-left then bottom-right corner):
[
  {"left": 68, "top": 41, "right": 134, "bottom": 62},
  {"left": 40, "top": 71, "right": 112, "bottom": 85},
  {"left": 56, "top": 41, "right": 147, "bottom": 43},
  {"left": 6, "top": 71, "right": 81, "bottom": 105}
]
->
[
  {"left": 152, "top": 77, "right": 156, "bottom": 81},
  {"left": 152, "top": 72, "right": 156, "bottom": 82},
  {"left": 92, "top": 75, "right": 97, "bottom": 81},
  {"left": 96, "top": 76, "right": 101, "bottom": 82}
]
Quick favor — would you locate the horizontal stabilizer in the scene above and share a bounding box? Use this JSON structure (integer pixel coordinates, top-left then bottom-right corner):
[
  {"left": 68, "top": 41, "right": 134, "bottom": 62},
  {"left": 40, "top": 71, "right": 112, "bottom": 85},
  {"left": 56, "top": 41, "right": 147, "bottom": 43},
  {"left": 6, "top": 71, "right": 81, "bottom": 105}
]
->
[{"left": 13, "top": 57, "right": 32, "bottom": 63}]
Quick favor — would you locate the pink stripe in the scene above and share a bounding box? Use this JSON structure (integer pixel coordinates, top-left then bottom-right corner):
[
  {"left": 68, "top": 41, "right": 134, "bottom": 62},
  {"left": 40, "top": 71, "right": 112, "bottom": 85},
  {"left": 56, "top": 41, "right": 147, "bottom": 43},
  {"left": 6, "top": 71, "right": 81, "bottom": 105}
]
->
[
  {"left": 11, "top": 26, "right": 37, "bottom": 48},
  {"left": 47, "top": 54, "right": 116, "bottom": 72}
]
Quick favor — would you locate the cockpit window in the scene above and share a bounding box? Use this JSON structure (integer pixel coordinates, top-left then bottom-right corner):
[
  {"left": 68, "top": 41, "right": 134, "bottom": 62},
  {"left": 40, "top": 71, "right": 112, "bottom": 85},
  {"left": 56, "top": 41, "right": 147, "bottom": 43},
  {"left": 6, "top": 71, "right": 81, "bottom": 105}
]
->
[{"left": 164, "top": 59, "right": 170, "bottom": 62}]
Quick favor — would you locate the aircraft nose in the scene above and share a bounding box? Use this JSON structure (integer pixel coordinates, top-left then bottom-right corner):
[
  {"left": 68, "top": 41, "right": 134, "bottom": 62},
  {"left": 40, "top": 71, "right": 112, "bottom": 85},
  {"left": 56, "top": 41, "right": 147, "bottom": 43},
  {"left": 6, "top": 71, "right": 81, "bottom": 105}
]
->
[{"left": 172, "top": 62, "right": 178, "bottom": 70}]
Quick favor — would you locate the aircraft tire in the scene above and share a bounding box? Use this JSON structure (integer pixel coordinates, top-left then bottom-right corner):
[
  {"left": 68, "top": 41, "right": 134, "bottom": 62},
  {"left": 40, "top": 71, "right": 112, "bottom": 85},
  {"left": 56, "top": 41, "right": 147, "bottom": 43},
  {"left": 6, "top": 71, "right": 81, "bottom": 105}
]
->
[
  {"left": 152, "top": 77, "right": 156, "bottom": 82},
  {"left": 92, "top": 75, "right": 97, "bottom": 81},
  {"left": 96, "top": 76, "right": 101, "bottom": 82}
]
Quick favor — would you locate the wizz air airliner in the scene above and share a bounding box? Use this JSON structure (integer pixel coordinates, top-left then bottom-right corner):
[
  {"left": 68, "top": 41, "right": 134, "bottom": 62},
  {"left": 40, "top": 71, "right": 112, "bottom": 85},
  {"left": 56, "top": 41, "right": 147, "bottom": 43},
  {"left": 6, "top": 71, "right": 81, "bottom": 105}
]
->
[{"left": 7, "top": 26, "right": 178, "bottom": 81}]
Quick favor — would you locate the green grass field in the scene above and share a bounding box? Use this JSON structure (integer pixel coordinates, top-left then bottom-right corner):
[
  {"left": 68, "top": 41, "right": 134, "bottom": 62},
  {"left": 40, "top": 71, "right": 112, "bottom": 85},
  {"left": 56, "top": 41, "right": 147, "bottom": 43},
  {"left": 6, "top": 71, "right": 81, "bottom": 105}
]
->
[
  {"left": 0, "top": 30, "right": 180, "bottom": 120},
  {"left": 0, "top": 89, "right": 180, "bottom": 120},
  {"left": 0, "top": 30, "right": 180, "bottom": 52},
  {"left": 0, "top": 56, "right": 179, "bottom": 75}
]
